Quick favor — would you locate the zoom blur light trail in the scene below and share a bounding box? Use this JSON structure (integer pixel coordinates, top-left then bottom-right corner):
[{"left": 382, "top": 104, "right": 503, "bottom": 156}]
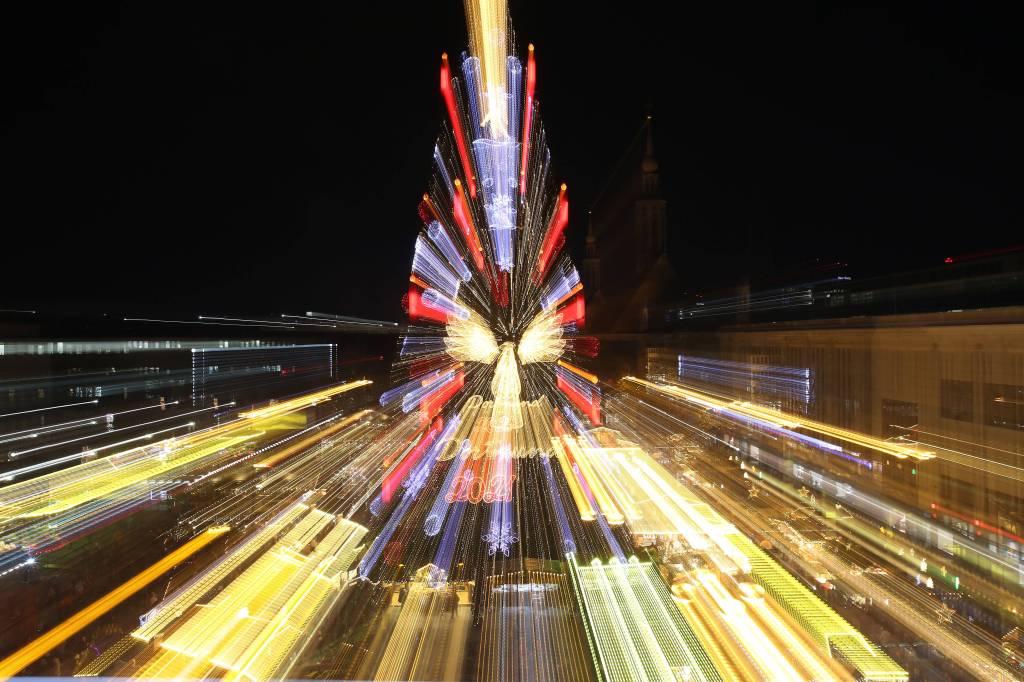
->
[
  {"left": 0, "top": 5, "right": 923, "bottom": 682},
  {"left": 253, "top": 409, "right": 372, "bottom": 469},
  {"left": 0, "top": 526, "right": 229, "bottom": 679},
  {"left": 237, "top": 380, "right": 371, "bottom": 420},
  {"left": 1, "top": 422, "right": 194, "bottom": 481},
  {"left": 569, "top": 555, "right": 722, "bottom": 682},
  {"left": 6, "top": 404, "right": 217, "bottom": 460},
  {"left": 129, "top": 510, "right": 366, "bottom": 682},
  {"left": 478, "top": 568, "right": 591, "bottom": 682},
  {"left": 0, "top": 399, "right": 99, "bottom": 420},
  {"left": 0, "top": 399, "right": 172, "bottom": 444},
  {"left": 0, "top": 381, "right": 372, "bottom": 573},
  {"left": 626, "top": 376, "right": 935, "bottom": 461},
  {"left": 0, "top": 380, "right": 370, "bottom": 519}
]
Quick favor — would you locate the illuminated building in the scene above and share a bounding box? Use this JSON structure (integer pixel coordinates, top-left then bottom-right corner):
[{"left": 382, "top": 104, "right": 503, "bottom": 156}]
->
[
  {"left": 646, "top": 306, "right": 1024, "bottom": 629},
  {"left": 477, "top": 568, "right": 594, "bottom": 682},
  {"left": 568, "top": 555, "right": 721, "bottom": 682}
]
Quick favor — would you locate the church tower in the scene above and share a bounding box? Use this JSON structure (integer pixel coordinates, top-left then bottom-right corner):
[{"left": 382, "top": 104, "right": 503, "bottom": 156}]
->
[
  {"left": 582, "top": 211, "right": 601, "bottom": 295},
  {"left": 634, "top": 116, "right": 667, "bottom": 275},
  {"left": 587, "top": 114, "right": 675, "bottom": 334}
]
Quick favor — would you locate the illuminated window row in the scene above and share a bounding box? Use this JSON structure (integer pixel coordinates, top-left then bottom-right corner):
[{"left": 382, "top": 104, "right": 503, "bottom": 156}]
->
[
  {"left": 568, "top": 555, "right": 722, "bottom": 682},
  {"left": 478, "top": 570, "right": 594, "bottom": 682}
]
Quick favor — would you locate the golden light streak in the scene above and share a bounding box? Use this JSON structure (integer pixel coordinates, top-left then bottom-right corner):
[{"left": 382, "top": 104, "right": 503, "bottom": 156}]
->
[
  {"left": 238, "top": 380, "right": 371, "bottom": 420},
  {"left": 253, "top": 410, "right": 371, "bottom": 468},
  {"left": 0, "top": 381, "right": 371, "bottom": 526},
  {"left": 439, "top": 395, "right": 483, "bottom": 460},
  {"left": 579, "top": 448, "right": 641, "bottom": 521},
  {"left": 133, "top": 505, "right": 309, "bottom": 643},
  {"left": 738, "top": 582, "right": 847, "bottom": 681},
  {"left": 73, "top": 635, "right": 135, "bottom": 677},
  {"left": 563, "top": 436, "right": 623, "bottom": 525},
  {"left": 557, "top": 359, "right": 598, "bottom": 384},
  {"left": 526, "top": 396, "right": 554, "bottom": 455},
  {"left": 372, "top": 571, "right": 472, "bottom": 681},
  {"left": 6, "top": 432, "right": 257, "bottom": 520},
  {"left": 463, "top": 0, "right": 509, "bottom": 137},
  {"left": 131, "top": 510, "right": 366, "bottom": 682},
  {"left": 0, "top": 526, "right": 229, "bottom": 679},
  {"left": 674, "top": 582, "right": 756, "bottom": 681},
  {"left": 725, "top": 531, "right": 907, "bottom": 680},
  {"left": 468, "top": 401, "right": 494, "bottom": 460},
  {"left": 551, "top": 437, "right": 595, "bottom": 521},
  {"left": 626, "top": 377, "right": 934, "bottom": 461},
  {"left": 694, "top": 570, "right": 805, "bottom": 680},
  {"left": 569, "top": 555, "right": 721, "bottom": 682},
  {"left": 478, "top": 570, "right": 592, "bottom": 681}
]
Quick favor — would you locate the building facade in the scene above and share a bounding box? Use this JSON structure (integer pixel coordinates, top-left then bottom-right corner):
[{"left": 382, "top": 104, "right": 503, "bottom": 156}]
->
[{"left": 646, "top": 308, "right": 1024, "bottom": 606}]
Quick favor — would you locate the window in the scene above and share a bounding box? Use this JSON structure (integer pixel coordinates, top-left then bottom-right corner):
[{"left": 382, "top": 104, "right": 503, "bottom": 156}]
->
[
  {"left": 940, "top": 380, "right": 973, "bottom": 422},
  {"left": 984, "top": 383, "right": 1024, "bottom": 431}
]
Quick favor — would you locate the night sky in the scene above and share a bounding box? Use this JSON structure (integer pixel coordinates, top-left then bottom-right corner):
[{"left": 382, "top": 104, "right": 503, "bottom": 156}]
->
[{"left": 2, "top": 2, "right": 1019, "bottom": 319}]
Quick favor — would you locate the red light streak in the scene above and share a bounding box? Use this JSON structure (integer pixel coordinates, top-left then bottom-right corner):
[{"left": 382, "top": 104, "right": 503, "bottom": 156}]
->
[
  {"left": 419, "top": 192, "right": 440, "bottom": 224},
  {"left": 519, "top": 44, "right": 536, "bottom": 196},
  {"left": 407, "top": 285, "right": 451, "bottom": 324},
  {"left": 440, "top": 53, "right": 476, "bottom": 198},
  {"left": 454, "top": 179, "right": 486, "bottom": 272},
  {"left": 931, "top": 501, "right": 1024, "bottom": 545},
  {"left": 556, "top": 293, "right": 585, "bottom": 327},
  {"left": 420, "top": 371, "right": 465, "bottom": 422},
  {"left": 566, "top": 337, "right": 600, "bottom": 358},
  {"left": 383, "top": 418, "right": 443, "bottom": 503},
  {"left": 557, "top": 374, "right": 601, "bottom": 425},
  {"left": 536, "top": 185, "right": 568, "bottom": 281}
]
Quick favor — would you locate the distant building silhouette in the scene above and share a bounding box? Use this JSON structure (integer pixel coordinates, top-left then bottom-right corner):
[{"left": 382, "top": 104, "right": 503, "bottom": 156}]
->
[{"left": 585, "top": 116, "right": 676, "bottom": 332}]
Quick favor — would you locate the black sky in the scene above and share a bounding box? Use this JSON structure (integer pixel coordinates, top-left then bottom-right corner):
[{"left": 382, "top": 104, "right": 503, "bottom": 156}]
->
[{"left": 2, "top": 2, "right": 1019, "bottom": 319}]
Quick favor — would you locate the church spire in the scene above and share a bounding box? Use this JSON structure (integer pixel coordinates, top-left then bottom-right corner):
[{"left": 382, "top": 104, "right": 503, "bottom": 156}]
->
[
  {"left": 641, "top": 115, "right": 659, "bottom": 195},
  {"left": 585, "top": 211, "right": 597, "bottom": 257},
  {"left": 582, "top": 210, "right": 601, "bottom": 294}
]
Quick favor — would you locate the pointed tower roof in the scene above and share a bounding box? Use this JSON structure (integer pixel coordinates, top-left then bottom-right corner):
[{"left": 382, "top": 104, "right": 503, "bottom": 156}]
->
[
  {"left": 585, "top": 210, "right": 597, "bottom": 258},
  {"left": 641, "top": 115, "right": 659, "bottom": 175}
]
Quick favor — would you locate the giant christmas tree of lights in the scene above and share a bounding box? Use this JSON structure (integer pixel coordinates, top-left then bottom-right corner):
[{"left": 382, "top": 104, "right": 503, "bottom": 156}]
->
[{"left": 357, "top": 0, "right": 603, "bottom": 582}]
